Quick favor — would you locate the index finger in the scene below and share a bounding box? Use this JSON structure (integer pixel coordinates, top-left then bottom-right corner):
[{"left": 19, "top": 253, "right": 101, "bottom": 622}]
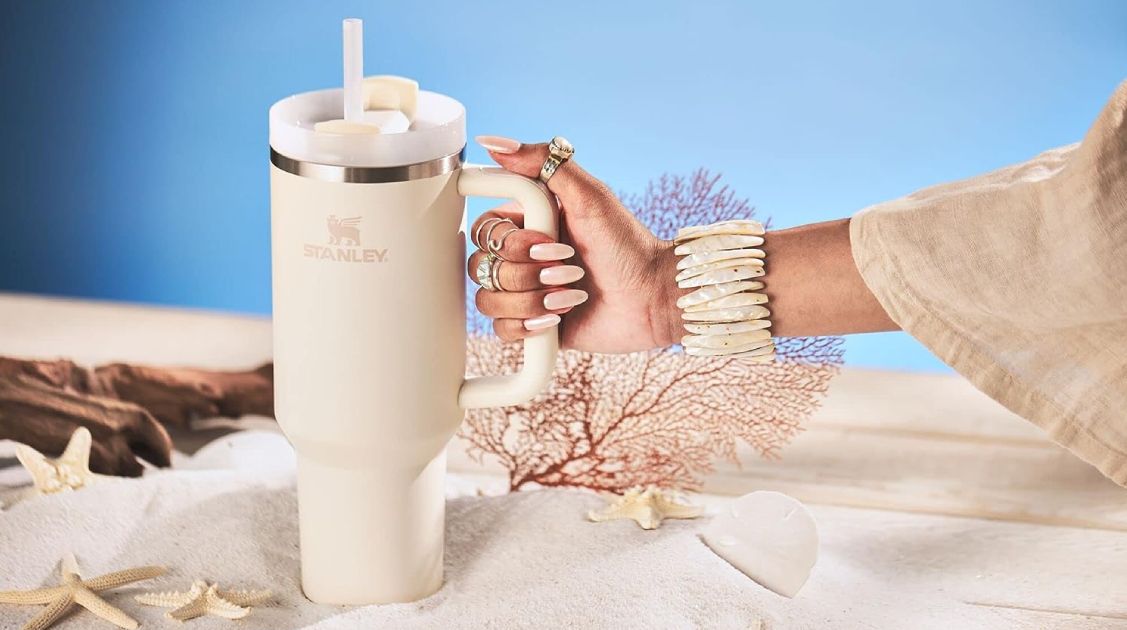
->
[{"left": 474, "top": 137, "right": 611, "bottom": 218}]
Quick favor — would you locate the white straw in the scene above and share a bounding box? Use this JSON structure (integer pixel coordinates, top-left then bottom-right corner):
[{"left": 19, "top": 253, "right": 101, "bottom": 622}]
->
[{"left": 342, "top": 18, "right": 364, "bottom": 122}]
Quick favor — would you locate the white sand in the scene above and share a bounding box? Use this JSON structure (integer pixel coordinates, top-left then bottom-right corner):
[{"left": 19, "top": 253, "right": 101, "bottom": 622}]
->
[{"left": 0, "top": 432, "right": 1001, "bottom": 629}]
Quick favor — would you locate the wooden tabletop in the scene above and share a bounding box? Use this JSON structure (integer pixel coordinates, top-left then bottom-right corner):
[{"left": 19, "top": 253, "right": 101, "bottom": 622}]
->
[{"left": 1, "top": 292, "right": 1124, "bottom": 627}]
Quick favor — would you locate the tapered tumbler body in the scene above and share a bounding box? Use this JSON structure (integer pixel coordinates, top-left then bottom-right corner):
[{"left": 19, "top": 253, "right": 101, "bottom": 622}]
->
[{"left": 271, "top": 167, "right": 466, "bottom": 604}]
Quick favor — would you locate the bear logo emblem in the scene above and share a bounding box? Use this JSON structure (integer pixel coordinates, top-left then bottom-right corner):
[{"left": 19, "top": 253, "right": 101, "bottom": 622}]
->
[{"left": 327, "top": 215, "right": 362, "bottom": 246}]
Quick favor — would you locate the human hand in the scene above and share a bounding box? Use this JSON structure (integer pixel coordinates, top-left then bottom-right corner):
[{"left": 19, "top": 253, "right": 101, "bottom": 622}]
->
[{"left": 468, "top": 136, "right": 682, "bottom": 353}]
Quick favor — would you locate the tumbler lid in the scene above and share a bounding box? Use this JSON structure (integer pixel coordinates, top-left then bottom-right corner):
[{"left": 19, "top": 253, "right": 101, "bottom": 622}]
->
[{"left": 269, "top": 86, "right": 466, "bottom": 168}]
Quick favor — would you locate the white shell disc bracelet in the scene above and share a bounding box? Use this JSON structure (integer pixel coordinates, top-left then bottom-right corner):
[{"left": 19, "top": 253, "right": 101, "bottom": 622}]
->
[{"left": 674, "top": 220, "right": 775, "bottom": 362}]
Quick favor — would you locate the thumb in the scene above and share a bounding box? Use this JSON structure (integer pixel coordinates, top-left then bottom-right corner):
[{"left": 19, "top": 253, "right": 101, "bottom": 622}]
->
[{"left": 474, "top": 136, "right": 611, "bottom": 213}]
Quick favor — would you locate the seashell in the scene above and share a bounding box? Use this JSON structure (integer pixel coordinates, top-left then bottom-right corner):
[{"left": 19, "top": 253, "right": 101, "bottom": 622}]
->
[
  {"left": 681, "top": 305, "right": 770, "bottom": 322},
  {"left": 685, "top": 340, "right": 775, "bottom": 356},
  {"left": 683, "top": 319, "right": 772, "bottom": 335},
  {"left": 675, "top": 219, "right": 765, "bottom": 243},
  {"left": 736, "top": 352, "right": 776, "bottom": 363},
  {"left": 701, "top": 491, "right": 818, "bottom": 598},
  {"left": 676, "top": 280, "right": 763, "bottom": 309},
  {"left": 677, "top": 248, "right": 765, "bottom": 270},
  {"left": 681, "top": 329, "right": 772, "bottom": 348},
  {"left": 676, "top": 260, "right": 763, "bottom": 283},
  {"left": 674, "top": 234, "right": 765, "bottom": 255},
  {"left": 678, "top": 266, "right": 764, "bottom": 288},
  {"left": 736, "top": 341, "right": 776, "bottom": 357},
  {"left": 684, "top": 292, "right": 768, "bottom": 312}
]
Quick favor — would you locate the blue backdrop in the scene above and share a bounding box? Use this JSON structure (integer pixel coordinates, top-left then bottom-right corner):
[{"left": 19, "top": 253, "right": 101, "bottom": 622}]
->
[{"left": 1, "top": 1, "right": 1123, "bottom": 371}]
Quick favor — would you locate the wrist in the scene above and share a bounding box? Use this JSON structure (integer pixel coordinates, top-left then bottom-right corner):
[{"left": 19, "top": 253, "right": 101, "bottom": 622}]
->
[{"left": 646, "top": 239, "right": 687, "bottom": 349}]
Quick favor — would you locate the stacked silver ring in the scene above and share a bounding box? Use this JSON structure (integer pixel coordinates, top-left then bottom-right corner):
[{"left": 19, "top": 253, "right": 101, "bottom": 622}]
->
[
  {"left": 473, "top": 217, "right": 519, "bottom": 291},
  {"left": 674, "top": 220, "right": 775, "bottom": 361},
  {"left": 475, "top": 254, "right": 499, "bottom": 291},
  {"left": 475, "top": 136, "right": 575, "bottom": 292}
]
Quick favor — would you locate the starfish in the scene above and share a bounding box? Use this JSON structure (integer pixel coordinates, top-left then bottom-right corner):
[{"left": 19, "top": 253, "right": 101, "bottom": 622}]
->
[
  {"left": 15, "top": 427, "right": 101, "bottom": 495},
  {"left": 136, "top": 580, "right": 272, "bottom": 621},
  {"left": 0, "top": 554, "right": 166, "bottom": 630},
  {"left": 587, "top": 485, "right": 703, "bottom": 530}
]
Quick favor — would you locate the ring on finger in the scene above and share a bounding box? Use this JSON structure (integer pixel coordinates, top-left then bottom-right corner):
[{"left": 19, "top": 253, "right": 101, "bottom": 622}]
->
[
  {"left": 488, "top": 225, "right": 519, "bottom": 261},
  {"left": 474, "top": 217, "right": 504, "bottom": 250},
  {"left": 490, "top": 257, "right": 506, "bottom": 292},
  {"left": 474, "top": 253, "right": 499, "bottom": 291},
  {"left": 539, "top": 136, "right": 575, "bottom": 184},
  {"left": 482, "top": 218, "right": 515, "bottom": 255}
]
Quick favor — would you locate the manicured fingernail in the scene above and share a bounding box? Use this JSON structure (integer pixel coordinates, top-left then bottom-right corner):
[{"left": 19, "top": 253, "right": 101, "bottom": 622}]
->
[
  {"left": 523, "top": 314, "right": 561, "bottom": 331},
  {"left": 476, "top": 135, "right": 521, "bottom": 154},
  {"left": 530, "top": 243, "right": 575, "bottom": 261},
  {"left": 544, "top": 289, "right": 588, "bottom": 310},
  {"left": 540, "top": 265, "right": 585, "bottom": 286}
]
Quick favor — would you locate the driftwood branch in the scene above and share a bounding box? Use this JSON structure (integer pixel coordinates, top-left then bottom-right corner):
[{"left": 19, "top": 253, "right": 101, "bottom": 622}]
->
[
  {"left": 0, "top": 357, "right": 274, "bottom": 476},
  {"left": 91, "top": 363, "right": 274, "bottom": 429}
]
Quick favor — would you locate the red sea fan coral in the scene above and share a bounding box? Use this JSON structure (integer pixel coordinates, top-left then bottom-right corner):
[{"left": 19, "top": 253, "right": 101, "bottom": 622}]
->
[
  {"left": 622, "top": 169, "right": 771, "bottom": 239},
  {"left": 461, "top": 170, "right": 844, "bottom": 492}
]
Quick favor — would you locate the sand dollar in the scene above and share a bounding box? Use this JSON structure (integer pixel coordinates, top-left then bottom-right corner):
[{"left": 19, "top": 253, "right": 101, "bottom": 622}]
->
[{"left": 701, "top": 491, "right": 818, "bottom": 598}]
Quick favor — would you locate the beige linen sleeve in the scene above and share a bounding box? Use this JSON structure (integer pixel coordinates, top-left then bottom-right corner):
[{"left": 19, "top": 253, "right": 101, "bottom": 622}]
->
[{"left": 849, "top": 81, "right": 1127, "bottom": 486}]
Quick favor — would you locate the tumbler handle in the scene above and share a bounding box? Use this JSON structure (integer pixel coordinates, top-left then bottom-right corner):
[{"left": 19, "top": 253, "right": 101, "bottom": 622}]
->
[{"left": 457, "top": 166, "right": 561, "bottom": 409}]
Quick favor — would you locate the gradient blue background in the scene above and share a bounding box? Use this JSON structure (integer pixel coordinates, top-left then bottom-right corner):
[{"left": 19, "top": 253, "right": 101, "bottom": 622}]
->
[{"left": 1, "top": 1, "right": 1123, "bottom": 371}]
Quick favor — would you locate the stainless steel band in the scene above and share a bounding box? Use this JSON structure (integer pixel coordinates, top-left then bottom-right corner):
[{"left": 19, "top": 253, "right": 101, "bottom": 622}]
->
[{"left": 269, "top": 146, "right": 466, "bottom": 183}]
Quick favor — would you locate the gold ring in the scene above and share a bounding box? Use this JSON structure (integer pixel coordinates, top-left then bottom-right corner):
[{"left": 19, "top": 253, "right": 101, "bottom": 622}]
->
[{"left": 539, "top": 136, "right": 575, "bottom": 184}]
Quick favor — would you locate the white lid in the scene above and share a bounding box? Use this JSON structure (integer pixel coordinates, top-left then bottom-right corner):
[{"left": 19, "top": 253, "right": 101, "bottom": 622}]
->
[{"left": 269, "top": 88, "right": 466, "bottom": 167}]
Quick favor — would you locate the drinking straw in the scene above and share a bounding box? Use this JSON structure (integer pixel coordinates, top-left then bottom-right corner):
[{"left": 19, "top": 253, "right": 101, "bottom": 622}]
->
[{"left": 342, "top": 18, "right": 364, "bottom": 122}]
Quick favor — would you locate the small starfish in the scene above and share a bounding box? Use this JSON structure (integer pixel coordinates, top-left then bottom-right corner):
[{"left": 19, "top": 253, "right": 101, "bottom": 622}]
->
[
  {"left": 136, "top": 580, "right": 272, "bottom": 621},
  {"left": 0, "top": 554, "right": 166, "bottom": 630},
  {"left": 15, "top": 427, "right": 101, "bottom": 495},
  {"left": 587, "top": 485, "right": 703, "bottom": 530}
]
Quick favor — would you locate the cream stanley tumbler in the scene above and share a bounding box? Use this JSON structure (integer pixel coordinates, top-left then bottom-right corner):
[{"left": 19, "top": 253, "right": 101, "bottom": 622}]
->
[{"left": 268, "top": 26, "right": 559, "bottom": 605}]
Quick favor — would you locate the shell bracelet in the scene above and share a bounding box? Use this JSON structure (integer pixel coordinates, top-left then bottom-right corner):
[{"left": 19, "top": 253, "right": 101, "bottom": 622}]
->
[{"left": 674, "top": 220, "right": 775, "bottom": 361}]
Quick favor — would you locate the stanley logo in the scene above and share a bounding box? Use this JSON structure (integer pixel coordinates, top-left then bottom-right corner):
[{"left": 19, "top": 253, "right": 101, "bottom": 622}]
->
[{"left": 303, "top": 215, "right": 389, "bottom": 263}]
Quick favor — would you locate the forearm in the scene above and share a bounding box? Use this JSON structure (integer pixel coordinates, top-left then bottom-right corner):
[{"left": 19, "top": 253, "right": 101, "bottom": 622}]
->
[
  {"left": 760, "top": 218, "right": 898, "bottom": 336},
  {"left": 652, "top": 218, "right": 898, "bottom": 346}
]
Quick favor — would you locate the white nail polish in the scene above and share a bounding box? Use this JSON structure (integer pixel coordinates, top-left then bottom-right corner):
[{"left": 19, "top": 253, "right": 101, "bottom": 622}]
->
[
  {"left": 540, "top": 265, "right": 585, "bottom": 286},
  {"left": 544, "top": 289, "right": 588, "bottom": 310},
  {"left": 530, "top": 243, "right": 575, "bottom": 261},
  {"left": 524, "top": 314, "right": 561, "bottom": 331}
]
